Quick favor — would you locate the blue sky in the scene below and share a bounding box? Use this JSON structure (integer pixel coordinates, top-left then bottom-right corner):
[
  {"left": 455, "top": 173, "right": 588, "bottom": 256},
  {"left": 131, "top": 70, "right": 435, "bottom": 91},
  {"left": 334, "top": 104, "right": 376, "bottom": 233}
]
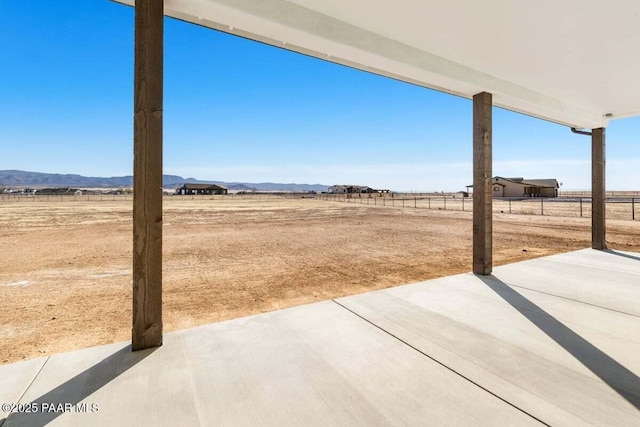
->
[{"left": 1, "top": 1, "right": 639, "bottom": 191}]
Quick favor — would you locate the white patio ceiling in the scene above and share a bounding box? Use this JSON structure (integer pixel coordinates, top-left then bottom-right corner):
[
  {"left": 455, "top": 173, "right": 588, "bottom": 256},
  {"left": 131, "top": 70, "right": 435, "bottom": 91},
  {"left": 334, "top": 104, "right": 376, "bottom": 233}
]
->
[{"left": 115, "top": 0, "right": 640, "bottom": 129}]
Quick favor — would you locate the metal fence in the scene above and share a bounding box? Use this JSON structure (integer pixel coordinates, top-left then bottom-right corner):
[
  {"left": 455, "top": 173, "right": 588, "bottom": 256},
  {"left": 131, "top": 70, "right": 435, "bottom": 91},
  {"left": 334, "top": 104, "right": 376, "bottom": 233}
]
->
[
  {"left": 0, "top": 192, "right": 308, "bottom": 203},
  {"left": 0, "top": 193, "right": 133, "bottom": 202},
  {"left": 1, "top": 192, "right": 638, "bottom": 221},
  {"left": 316, "top": 193, "right": 639, "bottom": 221},
  {"left": 559, "top": 190, "right": 640, "bottom": 197}
]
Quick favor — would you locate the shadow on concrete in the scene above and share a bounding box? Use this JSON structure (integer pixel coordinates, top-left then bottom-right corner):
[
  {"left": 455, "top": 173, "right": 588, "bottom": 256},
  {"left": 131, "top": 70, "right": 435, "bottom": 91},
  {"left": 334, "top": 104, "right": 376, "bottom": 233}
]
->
[
  {"left": 478, "top": 274, "right": 640, "bottom": 412},
  {"left": 3, "top": 345, "right": 157, "bottom": 427},
  {"left": 604, "top": 249, "right": 640, "bottom": 262}
]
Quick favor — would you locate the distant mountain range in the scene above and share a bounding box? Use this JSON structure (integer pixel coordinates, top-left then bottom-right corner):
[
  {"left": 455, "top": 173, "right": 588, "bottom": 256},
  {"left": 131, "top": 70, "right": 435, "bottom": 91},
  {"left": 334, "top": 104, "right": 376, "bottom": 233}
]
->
[{"left": 0, "top": 170, "right": 330, "bottom": 193}]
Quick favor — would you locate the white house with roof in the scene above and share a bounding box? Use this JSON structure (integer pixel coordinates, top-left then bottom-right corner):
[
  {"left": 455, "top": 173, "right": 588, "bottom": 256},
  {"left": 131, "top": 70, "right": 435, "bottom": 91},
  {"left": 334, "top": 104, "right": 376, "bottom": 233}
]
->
[{"left": 467, "top": 177, "right": 559, "bottom": 198}]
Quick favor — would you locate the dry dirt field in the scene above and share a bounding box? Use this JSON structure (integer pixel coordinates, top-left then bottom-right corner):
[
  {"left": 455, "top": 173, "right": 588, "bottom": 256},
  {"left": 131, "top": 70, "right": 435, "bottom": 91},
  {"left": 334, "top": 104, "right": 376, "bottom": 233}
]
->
[{"left": 1, "top": 197, "right": 639, "bottom": 364}]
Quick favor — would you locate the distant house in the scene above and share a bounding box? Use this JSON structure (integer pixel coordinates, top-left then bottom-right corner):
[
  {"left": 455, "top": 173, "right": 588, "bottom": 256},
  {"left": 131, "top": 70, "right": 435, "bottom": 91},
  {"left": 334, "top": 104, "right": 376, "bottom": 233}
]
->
[
  {"left": 36, "top": 187, "right": 82, "bottom": 196},
  {"left": 329, "top": 185, "right": 385, "bottom": 194},
  {"left": 176, "top": 183, "right": 227, "bottom": 195},
  {"left": 330, "top": 185, "right": 362, "bottom": 194},
  {"left": 466, "top": 177, "right": 559, "bottom": 198}
]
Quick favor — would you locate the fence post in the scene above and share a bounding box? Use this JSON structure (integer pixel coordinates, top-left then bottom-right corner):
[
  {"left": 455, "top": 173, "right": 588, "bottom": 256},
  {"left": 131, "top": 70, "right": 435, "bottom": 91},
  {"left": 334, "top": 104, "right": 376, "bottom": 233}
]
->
[
  {"left": 443, "top": 197, "right": 446, "bottom": 210},
  {"left": 428, "top": 198, "right": 431, "bottom": 209},
  {"left": 580, "top": 198, "right": 583, "bottom": 217},
  {"left": 462, "top": 197, "right": 465, "bottom": 211},
  {"left": 383, "top": 197, "right": 385, "bottom": 206},
  {"left": 633, "top": 198, "right": 635, "bottom": 220},
  {"left": 541, "top": 198, "right": 544, "bottom": 215},
  {"left": 509, "top": 199, "right": 511, "bottom": 214},
  {"left": 414, "top": 197, "right": 417, "bottom": 208}
]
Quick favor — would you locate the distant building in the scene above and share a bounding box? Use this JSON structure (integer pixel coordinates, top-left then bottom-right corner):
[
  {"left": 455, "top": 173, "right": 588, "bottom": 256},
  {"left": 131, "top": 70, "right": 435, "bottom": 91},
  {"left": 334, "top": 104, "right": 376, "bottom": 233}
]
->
[
  {"left": 466, "top": 177, "right": 559, "bottom": 198},
  {"left": 35, "top": 187, "right": 82, "bottom": 195},
  {"left": 176, "top": 183, "right": 227, "bottom": 195},
  {"left": 329, "top": 185, "right": 389, "bottom": 195},
  {"left": 329, "top": 185, "right": 371, "bottom": 194}
]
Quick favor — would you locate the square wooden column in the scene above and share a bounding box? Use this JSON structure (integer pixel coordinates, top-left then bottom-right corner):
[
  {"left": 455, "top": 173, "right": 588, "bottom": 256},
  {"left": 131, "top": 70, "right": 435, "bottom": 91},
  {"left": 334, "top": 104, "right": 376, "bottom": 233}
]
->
[
  {"left": 592, "top": 127, "right": 606, "bottom": 250},
  {"left": 473, "top": 92, "right": 493, "bottom": 275},
  {"left": 133, "top": 0, "right": 164, "bottom": 350}
]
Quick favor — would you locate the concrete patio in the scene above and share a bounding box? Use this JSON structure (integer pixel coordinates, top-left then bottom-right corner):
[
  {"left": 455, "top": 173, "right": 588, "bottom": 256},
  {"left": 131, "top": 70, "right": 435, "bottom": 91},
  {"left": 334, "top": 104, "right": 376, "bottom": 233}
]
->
[{"left": 1, "top": 248, "right": 639, "bottom": 426}]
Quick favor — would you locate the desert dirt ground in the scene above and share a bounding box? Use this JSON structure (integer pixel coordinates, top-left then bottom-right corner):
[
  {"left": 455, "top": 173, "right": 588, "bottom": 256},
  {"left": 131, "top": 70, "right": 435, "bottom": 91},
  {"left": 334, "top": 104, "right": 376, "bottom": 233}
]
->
[{"left": 1, "top": 196, "right": 640, "bottom": 364}]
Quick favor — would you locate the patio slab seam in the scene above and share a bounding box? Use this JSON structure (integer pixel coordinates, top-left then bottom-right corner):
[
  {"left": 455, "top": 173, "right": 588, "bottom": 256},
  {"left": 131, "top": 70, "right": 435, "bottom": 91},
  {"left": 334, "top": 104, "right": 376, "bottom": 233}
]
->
[
  {"left": 330, "top": 299, "right": 550, "bottom": 426},
  {"left": 488, "top": 280, "right": 640, "bottom": 319},
  {"left": 0, "top": 356, "right": 49, "bottom": 427}
]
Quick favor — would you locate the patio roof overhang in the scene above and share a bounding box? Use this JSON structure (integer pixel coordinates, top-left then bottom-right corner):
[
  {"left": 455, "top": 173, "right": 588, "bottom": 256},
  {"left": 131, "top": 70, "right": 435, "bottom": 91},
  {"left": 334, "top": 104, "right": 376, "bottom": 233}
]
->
[{"left": 114, "top": 0, "right": 640, "bottom": 129}]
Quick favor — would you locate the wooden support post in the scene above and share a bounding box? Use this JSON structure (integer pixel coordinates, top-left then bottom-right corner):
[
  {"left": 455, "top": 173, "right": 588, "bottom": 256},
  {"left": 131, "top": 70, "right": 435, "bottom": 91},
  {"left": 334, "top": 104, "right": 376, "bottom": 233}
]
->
[
  {"left": 133, "top": 0, "right": 164, "bottom": 351},
  {"left": 592, "top": 128, "right": 606, "bottom": 250},
  {"left": 473, "top": 92, "right": 492, "bottom": 275}
]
